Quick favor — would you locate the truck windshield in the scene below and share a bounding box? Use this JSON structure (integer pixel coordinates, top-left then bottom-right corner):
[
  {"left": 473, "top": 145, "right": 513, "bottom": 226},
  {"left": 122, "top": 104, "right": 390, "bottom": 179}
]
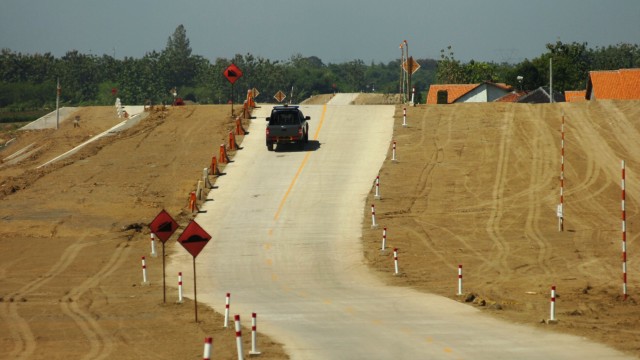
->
[{"left": 270, "top": 112, "right": 298, "bottom": 125}]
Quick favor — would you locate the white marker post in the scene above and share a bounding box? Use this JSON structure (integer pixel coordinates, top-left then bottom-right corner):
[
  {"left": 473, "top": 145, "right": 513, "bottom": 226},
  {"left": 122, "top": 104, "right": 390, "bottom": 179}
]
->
[
  {"left": 559, "top": 115, "right": 565, "bottom": 231},
  {"left": 249, "top": 312, "right": 261, "bottom": 355},
  {"left": 224, "top": 293, "right": 231, "bottom": 328},
  {"left": 381, "top": 227, "right": 387, "bottom": 251},
  {"left": 371, "top": 204, "right": 378, "bottom": 229},
  {"left": 374, "top": 176, "right": 381, "bottom": 200},
  {"left": 402, "top": 107, "right": 407, "bottom": 127},
  {"left": 177, "top": 272, "right": 183, "bottom": 304},
  {"left": 622, "top": 160, "right": 628, "bottom": 300},
  {"left": 392, "top": 141, "right": 397, "bottom": 162},
  {"left": 150, "top": 233, "right": 157, "bottom": 258},
  {"left": 141, "top": 256, "right": 149, "bottom": 285},
  {"left": 457, "top": 265, "right": 463, "bottom": 295},
  {"left": 203, "top": 337, "right": 212, "bottom": 360},
  {"left": 234, "top": 315, "right": 244, "bottom": 360},
  {"left": 393, "top": 248, "right": 399, "bottom": 275},
  {"left": 547, "top": 285, "right": 557, "bottom": 324}
]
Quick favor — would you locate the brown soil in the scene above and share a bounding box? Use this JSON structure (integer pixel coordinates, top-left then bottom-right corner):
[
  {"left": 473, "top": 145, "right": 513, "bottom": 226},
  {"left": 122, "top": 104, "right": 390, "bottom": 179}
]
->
[
  {"left": 0, "top": 105, "right": 287, "bottom": 359},
  {"left": 361, "top": 99, "right": 640, "bottom": 357},
  {"left": 1, "top": 98, "right": 639, "bottom": 358}
]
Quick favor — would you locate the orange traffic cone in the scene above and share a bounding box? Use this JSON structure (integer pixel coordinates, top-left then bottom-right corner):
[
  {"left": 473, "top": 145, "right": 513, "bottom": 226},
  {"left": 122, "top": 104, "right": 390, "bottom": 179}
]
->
[
  {"left": 235, "top": 117, "right": 246, "bottom": 135},
  {"left": 229, "top": 131, "right": 237, "bottom": 151},
  {"left": 188, "top": 191, "right": 198, "bottom": 213},
  {"left": 210, "top": 155, "right": 220, "bottom": 176},
  {"left": 219, "top": 144, "right": 228, "bottom": 164}
]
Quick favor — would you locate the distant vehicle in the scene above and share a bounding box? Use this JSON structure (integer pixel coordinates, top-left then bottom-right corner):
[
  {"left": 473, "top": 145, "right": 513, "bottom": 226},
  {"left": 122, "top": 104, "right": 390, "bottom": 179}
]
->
[{"left": 265, "top": 105, "right": 310, "bottom": 151}]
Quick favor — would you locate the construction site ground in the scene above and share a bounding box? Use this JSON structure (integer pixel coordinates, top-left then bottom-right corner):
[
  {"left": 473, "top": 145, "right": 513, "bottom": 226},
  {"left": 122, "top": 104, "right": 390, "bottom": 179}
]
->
[{"left": 0, "top": 96, "right": 639, "bottom": 358}]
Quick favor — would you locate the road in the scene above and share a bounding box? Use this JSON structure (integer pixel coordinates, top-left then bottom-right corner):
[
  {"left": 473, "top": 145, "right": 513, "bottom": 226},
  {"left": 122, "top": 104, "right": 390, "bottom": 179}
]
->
[{"left": 168, "top": 94, "right": 631, "bottom": 359}]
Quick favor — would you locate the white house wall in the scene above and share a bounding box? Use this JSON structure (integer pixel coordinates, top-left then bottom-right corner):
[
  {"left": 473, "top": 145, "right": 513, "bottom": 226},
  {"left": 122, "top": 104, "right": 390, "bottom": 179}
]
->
[
  {"left": 457, "top": 86, "right": 487, "bottom": 103},
  {"left": 456, "top": 84, "right": 510, "bottom": 103}
]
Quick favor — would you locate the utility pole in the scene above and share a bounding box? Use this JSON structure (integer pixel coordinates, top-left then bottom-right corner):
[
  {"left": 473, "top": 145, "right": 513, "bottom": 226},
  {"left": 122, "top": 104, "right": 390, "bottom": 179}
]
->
[
  {"left": 404, "top": 40, "right": 410, "bottom": 103},
  {"left": 549, "top": 58, "right": 553, "bottom": 103},
  {"left": 56, "top": 78, "right": 61, "bottom": 129},
  {"left": 399, "top": 42, "right": 405, "bottom": 100}
]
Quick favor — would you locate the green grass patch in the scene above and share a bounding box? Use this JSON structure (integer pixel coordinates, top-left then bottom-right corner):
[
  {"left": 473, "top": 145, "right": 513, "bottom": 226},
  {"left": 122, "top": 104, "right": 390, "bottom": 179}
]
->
[{"left": 0, "top": 110, "right": 50, "bottom": 124}]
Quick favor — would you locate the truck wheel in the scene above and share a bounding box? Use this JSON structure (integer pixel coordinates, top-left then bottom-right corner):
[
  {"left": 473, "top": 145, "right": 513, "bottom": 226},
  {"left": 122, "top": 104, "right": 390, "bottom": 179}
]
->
[
  {"left": 304, "top": 131, "right": 309, "bottom": 143},
  {"left": 267, "top": 142, "right": 274, "bottom": 151}
]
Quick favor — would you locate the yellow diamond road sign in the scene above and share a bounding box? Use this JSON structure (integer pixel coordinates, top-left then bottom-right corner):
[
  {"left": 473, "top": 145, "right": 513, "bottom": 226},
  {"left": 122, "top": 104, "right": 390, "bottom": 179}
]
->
[
  {"left": 274, "top": 90, "right": 286, "bottom": 103},
  {"left": 402, "top": 57, "right": 420, "bottom": 74},
  {"left": 252, "top": 88, "right": 260, "bottom": 98}
]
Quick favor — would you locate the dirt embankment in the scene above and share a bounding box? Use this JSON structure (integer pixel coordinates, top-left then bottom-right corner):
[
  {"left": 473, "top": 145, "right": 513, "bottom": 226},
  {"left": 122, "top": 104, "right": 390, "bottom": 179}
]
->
[
  {"left": 361, "top": 100, "right": 640, "bottom": 356},
  {"left": 1, "top": 98, "right": 639, "bottom": 358},
  {"left": 0, "top": 105, "right": 288, "bottom": 359}
]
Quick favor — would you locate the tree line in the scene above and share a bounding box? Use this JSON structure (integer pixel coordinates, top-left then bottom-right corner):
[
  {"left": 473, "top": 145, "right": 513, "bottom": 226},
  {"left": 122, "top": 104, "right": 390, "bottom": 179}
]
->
[{"left": 1, "top": 25, "right": 638, "bottom": 112}]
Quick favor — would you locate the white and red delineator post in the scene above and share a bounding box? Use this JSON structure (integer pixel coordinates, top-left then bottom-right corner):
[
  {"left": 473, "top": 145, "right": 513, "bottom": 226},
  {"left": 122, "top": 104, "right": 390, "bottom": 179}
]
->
[
  {"left": 402, "top": 107, "right": 407, "bottom": 127},
  {"left": 224, "top": 293, "right": 231, "bottom": 328},
  {"left": 394, "top": 248, "right": 399, "bottom": 275},
  {"left": 371, "top": 204, "right": 378, "bottom": 228},
  {"left": 374, "top": 176, "right": 381, "bottom": 200},
  {"left": 141, "top": 256, "right": 149, "bottom": 285},
  {"left": 249, "top": 312, "right": 261, "bottom": 355},
  {"left": 234, "top": 315, "right": 243, "bottom": 360},
  {"left": 150, "top": 233, "right": 157, "bottom": 257},
  {"left": 392, "top": 141, "right": 397, "bottom": 162},
  {"left": 457, "top": 265, "right": 463, "bottom": 295},
  {"left": 381, "top": 227, "right": 387, "bottom": 251},
  {"left": 547, "top": 285, "right": 557, "bottom": 323},
  {"left": 622, "top": 160, "right": 628, "bottom": 300},
  {"left": 177, "top": 272, "right": 183, "bottom": 303},
  {"left": 203, "top": 337, "right": 212, "bottom": 360}
]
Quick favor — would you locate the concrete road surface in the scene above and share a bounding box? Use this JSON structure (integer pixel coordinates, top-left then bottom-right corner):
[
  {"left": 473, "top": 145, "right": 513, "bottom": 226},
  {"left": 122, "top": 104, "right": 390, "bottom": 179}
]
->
[{"left": 169, "top": 94, "right": 631, "bottom": 359}]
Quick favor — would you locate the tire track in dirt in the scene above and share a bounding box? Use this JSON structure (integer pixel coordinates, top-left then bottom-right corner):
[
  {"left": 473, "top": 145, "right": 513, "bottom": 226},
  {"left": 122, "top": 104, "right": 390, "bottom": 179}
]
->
[
  {"left": 520, "top": 108, "right": 555, "bottom": 277},
  {"left": 1, "top": 238, "right": 90, "bottom": 359},
  {"left": 403, "top": 108, "right": 444, "bottom": 213},
  {"left": 482, "top": 110, "right": 513, "bottom": 274},
  {"left": 1, "top": 232, "right": 124, "bottom": 359},
  {"left": 59, "top": 239, "right": 131, "bottom": 360},
  {"left": 410, "top": 107, "right": 488, "bottom": 268},
  {"left": 597, "top": 101, "right": 640, "bottom": 205},
  {"left": 561, "top": 105, "right": 622, "bottom": 280}
]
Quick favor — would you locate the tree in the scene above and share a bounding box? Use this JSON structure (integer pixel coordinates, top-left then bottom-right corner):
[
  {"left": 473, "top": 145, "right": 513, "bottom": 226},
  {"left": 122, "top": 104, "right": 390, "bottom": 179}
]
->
[
  {"left": 56, "top": 50, "right": 100, "bottom": 103},
  {"left": 161, "top": 25, "right": 196, "bottom": 90},
  {"left": 436, "top": 46, "right": 466, "bottom": 84}
]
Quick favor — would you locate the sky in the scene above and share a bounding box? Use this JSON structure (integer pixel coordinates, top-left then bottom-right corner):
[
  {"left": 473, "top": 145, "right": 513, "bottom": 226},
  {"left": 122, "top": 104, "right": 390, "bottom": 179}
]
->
[{"left": 1, "top": 0, "right": 639, "bottom": 64}]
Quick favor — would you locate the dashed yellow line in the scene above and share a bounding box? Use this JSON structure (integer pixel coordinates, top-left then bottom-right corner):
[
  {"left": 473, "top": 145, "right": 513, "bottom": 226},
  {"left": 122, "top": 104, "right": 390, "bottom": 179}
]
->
[{"left": 273, "top": 104, "right": 327, "bottom": 221}]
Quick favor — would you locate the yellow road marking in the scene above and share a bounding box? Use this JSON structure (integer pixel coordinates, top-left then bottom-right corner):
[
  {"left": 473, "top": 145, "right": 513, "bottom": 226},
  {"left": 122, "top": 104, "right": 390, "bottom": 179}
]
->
[{"left": 273, "top": 104, "right": 327, "bottom": 221}]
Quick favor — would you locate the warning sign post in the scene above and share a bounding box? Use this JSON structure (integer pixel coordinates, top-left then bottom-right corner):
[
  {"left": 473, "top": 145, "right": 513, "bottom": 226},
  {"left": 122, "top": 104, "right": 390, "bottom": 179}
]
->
[
  {"left": 149, "top": 209, "right": 179, "bottom": 303},
  {"left": 223, "top": 63, "right": 243, "bottom": 116},
  {"left": 176, "top": 220, "right": 211, "bottom": 322}
]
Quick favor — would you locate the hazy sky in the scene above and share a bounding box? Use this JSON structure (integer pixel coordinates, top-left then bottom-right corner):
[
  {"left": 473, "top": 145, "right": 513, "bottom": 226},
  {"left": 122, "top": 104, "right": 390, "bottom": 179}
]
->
[{"left": 1, "top": 0, "right": 639, "bottom": 64}]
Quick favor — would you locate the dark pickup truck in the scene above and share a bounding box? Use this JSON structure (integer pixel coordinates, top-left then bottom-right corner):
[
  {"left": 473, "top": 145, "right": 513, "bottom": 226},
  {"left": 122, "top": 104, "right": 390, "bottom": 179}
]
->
[{"left": 265, "top": 105, "right": 310, "bottom": 151}]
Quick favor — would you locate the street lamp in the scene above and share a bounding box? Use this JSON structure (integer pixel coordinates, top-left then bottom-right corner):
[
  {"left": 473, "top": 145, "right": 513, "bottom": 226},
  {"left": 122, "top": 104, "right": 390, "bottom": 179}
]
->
[{"left": 516, "top": 76, "right": 523, "bottom": 91}]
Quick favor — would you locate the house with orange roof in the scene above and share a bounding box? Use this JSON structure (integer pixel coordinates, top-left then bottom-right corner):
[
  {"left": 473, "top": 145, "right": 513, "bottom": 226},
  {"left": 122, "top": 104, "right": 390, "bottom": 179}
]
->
[
  {"left": 586, "top": 69, "right": 640, "bottom": 100},
  {"left": 565, "top": 90, "right": 587, "bottom": 102},
  {"left": 426, "top": 82, "right": 513, "bottom": 104}
]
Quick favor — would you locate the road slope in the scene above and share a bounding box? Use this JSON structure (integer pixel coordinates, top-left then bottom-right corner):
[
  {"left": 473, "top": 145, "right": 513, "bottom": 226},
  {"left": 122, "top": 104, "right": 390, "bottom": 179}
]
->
[{"left": 169, "top": 95, "right": 630, "bottom": 359}]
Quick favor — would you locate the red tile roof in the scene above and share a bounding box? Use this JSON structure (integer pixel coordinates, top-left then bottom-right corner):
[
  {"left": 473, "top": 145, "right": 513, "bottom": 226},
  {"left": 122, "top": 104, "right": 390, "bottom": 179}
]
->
[
  {"left": 564, "top": 90, "right": 587, "bottom": 102},
  {"left": 587, "top": 69, "right": 640, "bottom": 100},
  {"left": 426, "top": 82, "right": 514, "bottom": 104},
  {"left": 426, "top": 84, "right": 479, "bottom": 104},
  {"left": 495, "top": 91, "right": 527, "bottom": 103}
]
